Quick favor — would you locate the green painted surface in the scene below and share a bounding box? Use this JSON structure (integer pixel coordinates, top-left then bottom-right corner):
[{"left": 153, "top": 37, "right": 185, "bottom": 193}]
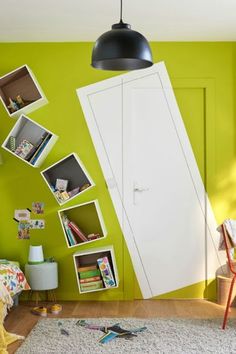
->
[{"left": 0, "top": 42, "right": 235, "bottom": 300}]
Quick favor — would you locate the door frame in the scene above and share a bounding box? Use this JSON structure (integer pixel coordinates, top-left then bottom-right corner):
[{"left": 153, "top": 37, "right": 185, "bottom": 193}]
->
[{"left": 77, "top": 66, "right": 222, "bottom": 300}]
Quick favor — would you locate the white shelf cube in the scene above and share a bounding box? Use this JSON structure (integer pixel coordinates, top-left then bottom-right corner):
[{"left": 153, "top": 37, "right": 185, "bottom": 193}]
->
[
  {"left": 41, "top": 152, "right": 94, "bottom": 205},
  {"left": 73, "top": 245, "right": 119, "bottom": 294},
  {"left": 1, "top": 114, "right": 58, "bottom": 168},
  {"left": 0, "top": 64, "right": 48, "bottom": 118},
  {"left": 58, "top": 200, "right": 107, "bottom": 248}
]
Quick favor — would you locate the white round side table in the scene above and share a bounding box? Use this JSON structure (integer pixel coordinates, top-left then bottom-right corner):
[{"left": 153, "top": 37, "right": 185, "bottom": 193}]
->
[{"left": 25, "top": 262, "right": 58, "bottom": 304}]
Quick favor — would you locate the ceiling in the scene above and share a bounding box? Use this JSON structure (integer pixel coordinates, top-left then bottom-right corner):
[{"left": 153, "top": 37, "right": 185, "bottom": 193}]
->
[{"left": 1, "top": 0, "right": 236, "bottom": 42}]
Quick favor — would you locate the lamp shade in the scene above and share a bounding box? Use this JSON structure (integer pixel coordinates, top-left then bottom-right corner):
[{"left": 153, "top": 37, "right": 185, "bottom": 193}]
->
[
  {"left": 91, "top": 22, "right": 153, "bottom": 71},
  {"left": 28, "top": 245, "right": 44, "bottom": 264}
]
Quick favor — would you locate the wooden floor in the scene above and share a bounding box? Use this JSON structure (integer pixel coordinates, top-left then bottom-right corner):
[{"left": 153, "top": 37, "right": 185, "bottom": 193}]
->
[{"left": 5, "top": 300, "right": 236, "bottom": 353}]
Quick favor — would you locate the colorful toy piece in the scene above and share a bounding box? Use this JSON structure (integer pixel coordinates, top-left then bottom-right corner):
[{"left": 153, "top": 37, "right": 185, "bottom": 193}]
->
[{"left": 76, "top": 320, "right": 147, "bottom": 344}]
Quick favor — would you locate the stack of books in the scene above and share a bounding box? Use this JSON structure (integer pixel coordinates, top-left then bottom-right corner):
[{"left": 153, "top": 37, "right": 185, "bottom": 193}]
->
[
  {"left": 61, "top": 212, "right": 100, "bottom": 246},
  {"left": 78, "top": 257, "right": 116, "bottom": 292},
  {"left": 78, "top": 265, "right": 104, "bottom": 292}
]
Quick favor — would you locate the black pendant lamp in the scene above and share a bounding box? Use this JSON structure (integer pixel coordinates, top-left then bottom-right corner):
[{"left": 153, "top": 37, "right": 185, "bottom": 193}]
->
[{"left": 91, "top": 0, "right": 153, "bottom": 71}]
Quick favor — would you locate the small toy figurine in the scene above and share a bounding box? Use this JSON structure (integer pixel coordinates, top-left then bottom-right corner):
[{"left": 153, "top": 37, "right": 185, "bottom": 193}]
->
[
  {"left": 7, "top": 97, "right": 19, "bottom": 112},
  {"left": 76, "top": 320, "right": 147, "bottom": 344},
  {"left": 60, "top": 328, "right": 69, "bottom": 336},
  {"left": 16, "top": 95, "right": 25, "bottom": 108},
  {"left": 58, "top": 321, "right": 69, "bottom": 336}
]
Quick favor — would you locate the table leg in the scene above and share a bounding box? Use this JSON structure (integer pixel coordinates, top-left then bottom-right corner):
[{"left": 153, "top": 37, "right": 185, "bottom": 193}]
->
[
  {"left": 35, "top": 291, "right": 39, "bottom": 306},
  {"left": 53, "top": 290, "right": 57, "bottom": 302},
  {"left": 48, "top": 290, "right": 56, "bottom": 302},
  {"left": 28, "top": 290, "right": 33, "bottom": 301}
]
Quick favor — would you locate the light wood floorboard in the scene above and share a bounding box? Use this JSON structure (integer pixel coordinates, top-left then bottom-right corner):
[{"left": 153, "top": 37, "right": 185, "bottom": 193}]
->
[{"left": 5, "top": 300, "right": 236, "bottom": 354}]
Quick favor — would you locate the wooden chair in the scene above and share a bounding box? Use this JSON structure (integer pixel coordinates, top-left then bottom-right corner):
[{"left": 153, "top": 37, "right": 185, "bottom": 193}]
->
[{"left": 221, "top": 224, "right": 236, "bottom": 329}]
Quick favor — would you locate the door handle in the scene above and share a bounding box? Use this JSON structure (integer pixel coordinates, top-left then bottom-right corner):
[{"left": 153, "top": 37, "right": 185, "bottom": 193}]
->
[
  {"left": 133, "top": 183, "right": 149, "bottom": 204},
  {"left": 134, "top": 187, "right": 149, "bottom": 192},
  {"left": 133, "top": 181, "right": 149, "bottom": 192}
]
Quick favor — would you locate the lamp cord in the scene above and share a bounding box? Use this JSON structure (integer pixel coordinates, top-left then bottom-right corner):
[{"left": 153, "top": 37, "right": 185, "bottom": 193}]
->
[{"left": 120, "top": 0, "right": 123, "bottom": 22}]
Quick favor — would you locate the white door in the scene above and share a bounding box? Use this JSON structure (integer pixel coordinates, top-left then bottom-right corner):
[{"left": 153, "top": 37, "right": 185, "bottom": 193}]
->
[{"left": 77, "top": 62, "right": 224, "bottom": 299}]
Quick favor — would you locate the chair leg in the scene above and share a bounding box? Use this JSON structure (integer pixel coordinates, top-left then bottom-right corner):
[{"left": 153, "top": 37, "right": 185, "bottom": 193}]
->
[
  {"left": 48, "top": 290, "right": 56, "bottom": 302},
  {"left": 35, "top": 291, "right": 39, "bottom": 306},
  {"left": 46, "top": 290, "right": 50, "bottom": 302},
  {"left": 222, "top": 275, "right": 236, "bottom": 329},
  {"left": 28, "top": 290, "right": 33, "bottom": 301},
  {"left": 52, "top": 289, "right": 57, "bottom": 303}
]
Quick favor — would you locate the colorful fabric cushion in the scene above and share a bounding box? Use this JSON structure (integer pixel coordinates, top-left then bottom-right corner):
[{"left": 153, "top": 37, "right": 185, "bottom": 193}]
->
[{"left": 0, "top": 264, "right": 30, "bottom": 297}]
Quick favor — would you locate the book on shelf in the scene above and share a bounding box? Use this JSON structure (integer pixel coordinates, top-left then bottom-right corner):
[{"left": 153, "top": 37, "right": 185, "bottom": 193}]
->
[
  {"left": 24, "top": 145, "right": 38, "bottom": 160},
  {"left": 80, "top": 280, "right": 104, "bottom": 292},
  {"left": 25, "top": 132, "right": 47, "bottom": 161},
  {"left": 29, "top": 132, "right": 52, "bottom": 165},
  {"left": 97, "top": 256, "right": 116, "bottom": 288},
  {"left": 79, "top": 276, "right": 101, "bottom": 284},
  {"left": 79, "top": 269, "right": 101, "bottom": 279},
  {"left": 68, "top": 221, "right": 87, "bottom": 242},
  {"left": 77, "top": 265, "right": 98, "bottom": 272},
  {"left": 14, "top": 139, "right": 34, "bottom": 159},
  {"left": 61, "top": 213, "right": 77, "bottom": 246},
  {"left": 66, "top": 228, "right": 77, "bottom": 247},
  {"left": 67, "top": 229, "right": 77, "bottom": 247}
]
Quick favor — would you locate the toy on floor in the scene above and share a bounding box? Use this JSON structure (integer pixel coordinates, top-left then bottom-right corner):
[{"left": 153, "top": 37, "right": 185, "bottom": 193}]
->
[
  {"left": 31, "top": 304, "right": 62, "bottom": 317},
  {"left": 50, "top": 304, "right": 62, "bottom": 314},
  {"left": 58, "top": 321, "right": 70, "bottom": 336},
  {"left": 31, "top": 306, "right": 47, "bottom": 317},
  {"left": 76, "top": 319, "right": 147, "bottom": 344}
]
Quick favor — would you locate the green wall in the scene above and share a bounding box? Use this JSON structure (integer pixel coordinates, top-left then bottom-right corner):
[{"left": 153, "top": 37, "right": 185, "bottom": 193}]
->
[{"left": 0, "top": 42, "right": 235, "bottom": 301}]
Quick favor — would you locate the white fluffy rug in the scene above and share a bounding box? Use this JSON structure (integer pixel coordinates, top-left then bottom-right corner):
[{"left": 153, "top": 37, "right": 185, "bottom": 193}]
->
[{"left": 16, "top": 318, "right": 236, "bottom": 353}]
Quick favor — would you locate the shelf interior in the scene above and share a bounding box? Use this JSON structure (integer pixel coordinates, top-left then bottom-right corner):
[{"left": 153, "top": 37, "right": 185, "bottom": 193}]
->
[
  {"left": 3, "top": 115, "right": 53, "bottom": 166},
  {"left": 75, "top": 250, "right": 116, "bottom": 287},
  {"left": 0, "top": 66, "right": 42, "bottom": 112},
  {"left": 61, "top": 202, "right": 104, "bottom": 244},
  {"left": 6, "top": 116, "right": 48, "bottom": 149},
  {"left": 43, "top": 154, "right": 91, "bottom": 197}
]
